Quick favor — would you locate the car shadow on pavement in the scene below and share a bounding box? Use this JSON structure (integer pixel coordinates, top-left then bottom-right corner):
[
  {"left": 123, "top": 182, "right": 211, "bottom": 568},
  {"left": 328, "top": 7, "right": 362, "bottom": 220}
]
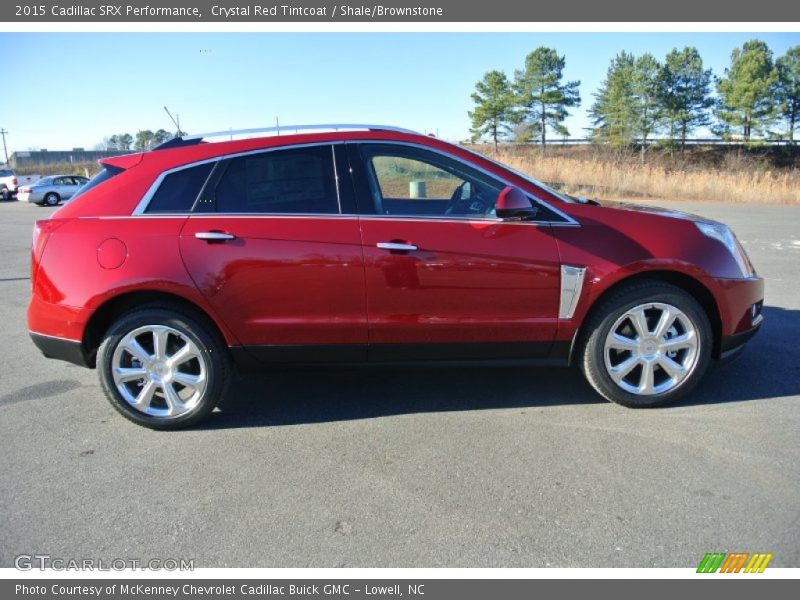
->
[
  {"left": 679, "top": 305, "right": 800, "bottom": 407},
  {"left": 198, "top": 305, "right": 800, "bottom": 430}
]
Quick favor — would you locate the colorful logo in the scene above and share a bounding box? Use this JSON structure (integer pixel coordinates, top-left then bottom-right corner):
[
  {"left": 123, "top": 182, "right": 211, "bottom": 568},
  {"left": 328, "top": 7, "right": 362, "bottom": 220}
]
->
[{"left": 697, "top": 552, "right": 773, "bottom": 573}]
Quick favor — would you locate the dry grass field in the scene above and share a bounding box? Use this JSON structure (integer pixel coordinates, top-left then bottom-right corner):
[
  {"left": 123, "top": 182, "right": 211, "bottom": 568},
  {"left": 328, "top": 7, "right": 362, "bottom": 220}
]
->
[
  {"left": 474, "top": 145, "right": 800, "bottom": 205},
  {"left": 13, "top": 146, "right": 800, "bottom": 205}
]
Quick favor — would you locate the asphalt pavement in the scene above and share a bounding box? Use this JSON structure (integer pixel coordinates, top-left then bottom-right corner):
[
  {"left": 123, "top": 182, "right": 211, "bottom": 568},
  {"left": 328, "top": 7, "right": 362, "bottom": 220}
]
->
[{"left": 0, "top": 199, "right": 798, "bottom": 568}]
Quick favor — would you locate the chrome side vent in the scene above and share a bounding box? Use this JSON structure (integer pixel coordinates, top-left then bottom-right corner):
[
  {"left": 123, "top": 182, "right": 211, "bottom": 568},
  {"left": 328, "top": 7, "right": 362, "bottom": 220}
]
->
[{"left": 559, "top": 265, "right": 587, "bottom": 319}]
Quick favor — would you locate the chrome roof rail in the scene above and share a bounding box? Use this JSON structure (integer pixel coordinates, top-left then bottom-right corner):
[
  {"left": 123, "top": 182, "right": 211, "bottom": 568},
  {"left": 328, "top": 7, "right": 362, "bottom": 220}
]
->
[{"left": 182, "top": 123, "right": 418, "bottom": 141}]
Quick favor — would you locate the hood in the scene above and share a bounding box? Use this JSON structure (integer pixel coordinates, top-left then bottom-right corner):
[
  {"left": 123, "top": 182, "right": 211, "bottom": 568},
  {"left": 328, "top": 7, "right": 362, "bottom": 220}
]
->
[{"left": 599, "top": 199, "right": 716, "bottom": 224}]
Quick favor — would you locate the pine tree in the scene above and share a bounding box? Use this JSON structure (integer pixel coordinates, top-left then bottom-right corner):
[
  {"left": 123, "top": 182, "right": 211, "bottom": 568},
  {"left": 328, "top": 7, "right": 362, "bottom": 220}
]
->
[
  {"left": 659, "top": 47, "right": 714, "bottom": 150},
  {"left": 776, "top": 46, "right": 800, "bottom": 143},
  {"left": 715, "top": 40, "right": 779, "bottom": 141},
  {"left": 513, "top": 47, "right": 580, "bottom": 154},
  {"left": 468, "top": 70, "right": 513, "bottom": 149},
  {"left": 631, "top": 54, "right": 664, "bottom": 163},
  {"left": 589, "top": 52, "right": 638, "bottom": 150}
]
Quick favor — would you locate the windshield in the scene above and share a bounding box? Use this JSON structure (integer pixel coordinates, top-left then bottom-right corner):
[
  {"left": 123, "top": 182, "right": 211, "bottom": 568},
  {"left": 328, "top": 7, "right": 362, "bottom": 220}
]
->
[{"left": 460, "top": 146, "right": 575, "bottom": 203}]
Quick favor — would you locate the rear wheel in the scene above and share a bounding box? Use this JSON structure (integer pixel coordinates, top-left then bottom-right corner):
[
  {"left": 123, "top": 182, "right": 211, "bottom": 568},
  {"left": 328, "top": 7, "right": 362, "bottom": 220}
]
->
[
  {"left": 0, "top": 187, "right": 9, "bottom": 201},
  {"left": 44, "top": 192, "right": 60, "bottom": 206},
  {"left": 580, "top": 282, "right": 712, "bottom": 408},
  {"left": 97, "top": 306, "right": 230, "bottom": 429}
]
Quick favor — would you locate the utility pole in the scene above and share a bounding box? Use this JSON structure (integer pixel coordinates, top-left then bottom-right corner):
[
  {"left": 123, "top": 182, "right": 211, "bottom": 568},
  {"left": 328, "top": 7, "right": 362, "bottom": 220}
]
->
[{"left": 0, "top": 129, "right": 8, "bottom": 164}]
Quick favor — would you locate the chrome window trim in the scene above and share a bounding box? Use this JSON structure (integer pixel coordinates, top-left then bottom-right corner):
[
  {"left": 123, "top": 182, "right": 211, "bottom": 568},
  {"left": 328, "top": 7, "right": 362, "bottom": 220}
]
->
[
  {"left": 559, "top": 265, "right": 587, "bottom": 319},
  {"left": 132, "top": 141, "right": 345, "bottom": 216},
  {"left": 347, "top": 140, "right": 580, "bottom": 227},
  {"left": 131, "top": 138, "right": 579, "bottom": 227}
]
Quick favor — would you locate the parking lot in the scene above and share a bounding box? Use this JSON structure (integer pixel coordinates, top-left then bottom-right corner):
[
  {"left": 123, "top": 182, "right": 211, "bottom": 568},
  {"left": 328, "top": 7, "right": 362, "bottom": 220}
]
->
[{"left": 0, "top": 198, "right": 798, "bottom": 568}]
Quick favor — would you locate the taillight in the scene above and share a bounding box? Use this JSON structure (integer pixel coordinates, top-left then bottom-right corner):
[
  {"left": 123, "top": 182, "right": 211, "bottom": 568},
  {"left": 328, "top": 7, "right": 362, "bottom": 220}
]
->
[
  {"left": 11, "top": 177, "right": 18, "bottom": 185},
  {"left": 20, "top": 187, "right": 29, "bottom": 193},
  {"left": 31, "top": 219, "right": 65, "bottom": 286}
]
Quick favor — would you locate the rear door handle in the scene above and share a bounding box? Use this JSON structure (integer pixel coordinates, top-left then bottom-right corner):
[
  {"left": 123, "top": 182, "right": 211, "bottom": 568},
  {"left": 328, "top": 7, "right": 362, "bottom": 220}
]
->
[
  {"left": 195, "top": 231, "right": 235, "bottom": 241},
  {"left": 377, "top": 242, "right": 418, "bottom": 252}
]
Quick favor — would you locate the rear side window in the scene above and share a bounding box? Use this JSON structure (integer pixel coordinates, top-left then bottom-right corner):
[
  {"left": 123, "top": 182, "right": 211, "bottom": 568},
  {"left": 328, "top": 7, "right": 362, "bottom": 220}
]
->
[
  {"left": 70, "top": 165, "right": 123, "bottom": 201},
  {"left": 145, "top": 163, "right": 213, "bottom": 214},
  {"left": 213, "top": 146, "right": 339, "bottom": 214}
]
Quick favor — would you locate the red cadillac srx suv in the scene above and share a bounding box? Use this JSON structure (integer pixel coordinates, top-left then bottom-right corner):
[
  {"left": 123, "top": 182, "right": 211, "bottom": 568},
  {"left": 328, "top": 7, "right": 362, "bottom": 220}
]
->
[{"left": 27, "top": 125, "right": 764, "bottom": 429}]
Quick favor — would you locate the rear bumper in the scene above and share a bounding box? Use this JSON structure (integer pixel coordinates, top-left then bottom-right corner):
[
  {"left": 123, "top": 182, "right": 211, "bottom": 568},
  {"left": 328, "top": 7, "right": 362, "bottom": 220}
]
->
[{"left": 30, "top": 332, "right": 90, "bottom": 367}]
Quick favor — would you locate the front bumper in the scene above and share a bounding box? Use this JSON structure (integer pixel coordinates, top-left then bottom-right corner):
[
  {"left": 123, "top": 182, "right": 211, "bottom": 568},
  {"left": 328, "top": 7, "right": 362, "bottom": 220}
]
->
[{"left": 704, "top": 275, "right": 764, "bottom": 360}]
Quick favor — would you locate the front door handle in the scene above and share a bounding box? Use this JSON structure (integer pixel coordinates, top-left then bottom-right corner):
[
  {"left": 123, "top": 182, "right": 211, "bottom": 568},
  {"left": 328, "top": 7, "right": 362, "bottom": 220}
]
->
[
  {"left": 195, "top": 231, "right": 235, "bottom": 242},
  {"left": 377, "top": 242, "right": 418, "bottom": 252}
]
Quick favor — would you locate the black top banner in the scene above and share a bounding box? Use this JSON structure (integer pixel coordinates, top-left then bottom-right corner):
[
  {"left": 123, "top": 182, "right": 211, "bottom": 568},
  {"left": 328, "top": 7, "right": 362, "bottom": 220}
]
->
[{"left": 4, "top": 0, "right": 800, "bottom": 22}]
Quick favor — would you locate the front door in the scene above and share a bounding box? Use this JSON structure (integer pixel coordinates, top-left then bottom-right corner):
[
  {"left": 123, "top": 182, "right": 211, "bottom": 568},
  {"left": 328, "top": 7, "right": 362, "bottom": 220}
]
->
[{"left": 349, "top": 143, "right": 562, "bottom": 361}]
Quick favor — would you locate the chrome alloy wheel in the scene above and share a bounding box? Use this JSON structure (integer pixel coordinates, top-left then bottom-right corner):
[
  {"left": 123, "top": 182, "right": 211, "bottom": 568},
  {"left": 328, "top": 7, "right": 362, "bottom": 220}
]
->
[
  {"left": 603, "top": 302, "right": 699, "bottom": 396},
  {"left": 111, "top": 325, "right": 208, "bottom": 417}
]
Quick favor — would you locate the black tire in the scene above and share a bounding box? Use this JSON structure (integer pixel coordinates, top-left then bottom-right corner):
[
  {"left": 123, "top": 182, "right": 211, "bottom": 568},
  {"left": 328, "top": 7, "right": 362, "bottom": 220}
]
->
[
  {"left": 97, "top": 305, "right": 230, "bottom": 429},
  {"left": 579, "top": 281, "right": 712, "bottom": 408},
  {"left": 44, "top": 192, "right": 60, "bottom": 206},
  {"left": 0, "top": 187, "right": 9, "bottom": 201}
]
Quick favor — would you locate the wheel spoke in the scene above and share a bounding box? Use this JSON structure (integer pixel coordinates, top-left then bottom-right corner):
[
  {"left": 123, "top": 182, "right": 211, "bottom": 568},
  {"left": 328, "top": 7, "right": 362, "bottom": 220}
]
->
[
  {"left": 639, "top": 362, "right": 656, "bottom": 394},
  {"left": 114, "top": 366, "right": 147, "bottom": 383},
  {"left": 122, "top": 337, "right": 151, "bottom": 366},
  {"left": 172, "top": 371, "right": 204, "bottom": 391},
  {"left": 153, "top": 328, "right": 170, "bottom": 361},
  {"left": 654, "top": 306, "right": 675, "bottom": 339},
  {"left": 631, "top": 308, "right": 651, "bottom": 339},
  {"left": 167, "top": 342, "right": 200, "bottom": 368},
  {"left": 609, "top": 355, "right": 640, "bottom": 383},
  {"left": 609, "top": 332, "right": 639, "bottom": 351},
  {"left": 132, "top": 380, "right": 157, "bottom": 410},
  {"left": 162, "top": 383, "right": 184, "bottom": 416}
]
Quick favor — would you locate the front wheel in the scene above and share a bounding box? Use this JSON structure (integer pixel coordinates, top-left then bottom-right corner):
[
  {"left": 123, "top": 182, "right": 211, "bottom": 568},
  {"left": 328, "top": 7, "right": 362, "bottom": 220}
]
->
[
  {"left": 580, "top": 282, "right": 712, "bottom": 408},
  {"left": 97, "top": 306, "right": 230, "bottom": 429}
]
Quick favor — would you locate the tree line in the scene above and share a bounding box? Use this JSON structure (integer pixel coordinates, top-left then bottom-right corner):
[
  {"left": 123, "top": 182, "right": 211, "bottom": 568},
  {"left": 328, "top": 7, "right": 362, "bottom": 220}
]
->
[
  {"left": 97, "top": 128, "right": 182, "bottom": 152},
  {"left": 469, "top": 40, "right": 800, "bottom": 160}
]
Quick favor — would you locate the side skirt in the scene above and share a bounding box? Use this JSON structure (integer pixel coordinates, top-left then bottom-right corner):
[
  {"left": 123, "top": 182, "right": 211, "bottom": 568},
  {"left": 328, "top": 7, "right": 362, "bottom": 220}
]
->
[{"left": 230, "top": 341, "right": 571, "bottom": 370}]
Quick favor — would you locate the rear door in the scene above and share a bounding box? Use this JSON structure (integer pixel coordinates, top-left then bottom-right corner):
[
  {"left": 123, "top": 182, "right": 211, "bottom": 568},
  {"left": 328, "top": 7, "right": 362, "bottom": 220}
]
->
[
  {"left": 179, "top": 144, "right": 368, "bottom": 363},
  {"left": 349, "top": 142, "right": 562, "bottom": 361}
]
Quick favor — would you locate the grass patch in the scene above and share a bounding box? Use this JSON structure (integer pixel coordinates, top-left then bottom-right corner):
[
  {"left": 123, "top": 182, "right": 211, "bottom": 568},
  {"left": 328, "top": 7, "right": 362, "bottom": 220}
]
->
[{"left": 473, "top": 145, "right": 800, "bottom": 204}]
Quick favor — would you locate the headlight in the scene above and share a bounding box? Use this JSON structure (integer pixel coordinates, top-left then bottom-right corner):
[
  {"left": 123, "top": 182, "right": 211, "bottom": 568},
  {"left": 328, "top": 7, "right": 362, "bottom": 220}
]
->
[{"left": 695, "top": 221, "right": 755, "bottom": 278}]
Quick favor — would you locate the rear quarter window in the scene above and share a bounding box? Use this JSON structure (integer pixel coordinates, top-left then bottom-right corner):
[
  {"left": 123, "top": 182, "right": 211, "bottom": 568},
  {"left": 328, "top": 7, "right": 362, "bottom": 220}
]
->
[
  {"left": 144, "top": 163, "right": 214, "bottom": 214},
  {"left": 70, "top": 165, "right": 124, "bottom": 201}
]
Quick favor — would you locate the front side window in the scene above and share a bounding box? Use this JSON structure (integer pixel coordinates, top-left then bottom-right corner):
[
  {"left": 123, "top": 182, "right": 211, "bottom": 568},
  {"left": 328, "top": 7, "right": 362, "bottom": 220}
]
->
[
  {"left": 360, "top": 144, "right": 507, "bottom": 219},
  {"left": 212, "top": 145, "right": 339, "bottom": 214}
]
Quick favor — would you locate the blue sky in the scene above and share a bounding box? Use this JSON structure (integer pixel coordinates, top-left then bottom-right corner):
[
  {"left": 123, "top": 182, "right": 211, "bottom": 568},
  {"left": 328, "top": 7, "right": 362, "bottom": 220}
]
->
[{"left": 0, "top": 32, "right": 798, "bottom": 153}]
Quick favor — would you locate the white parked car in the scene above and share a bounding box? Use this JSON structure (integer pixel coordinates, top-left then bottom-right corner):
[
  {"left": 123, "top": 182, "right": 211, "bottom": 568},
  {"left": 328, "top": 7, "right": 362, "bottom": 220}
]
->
[
  {"left": 18, "top": 174, "right": 90, "bottom": 206},
  {"left": 0, "top": 168, "right": 18, "bottom": 201}
]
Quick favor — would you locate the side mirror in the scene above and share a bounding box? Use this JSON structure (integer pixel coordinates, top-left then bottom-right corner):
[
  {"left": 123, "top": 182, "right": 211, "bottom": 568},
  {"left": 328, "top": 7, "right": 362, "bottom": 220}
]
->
[{"left": 496, "top": 186, "right": 538, "bottom": 220}]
